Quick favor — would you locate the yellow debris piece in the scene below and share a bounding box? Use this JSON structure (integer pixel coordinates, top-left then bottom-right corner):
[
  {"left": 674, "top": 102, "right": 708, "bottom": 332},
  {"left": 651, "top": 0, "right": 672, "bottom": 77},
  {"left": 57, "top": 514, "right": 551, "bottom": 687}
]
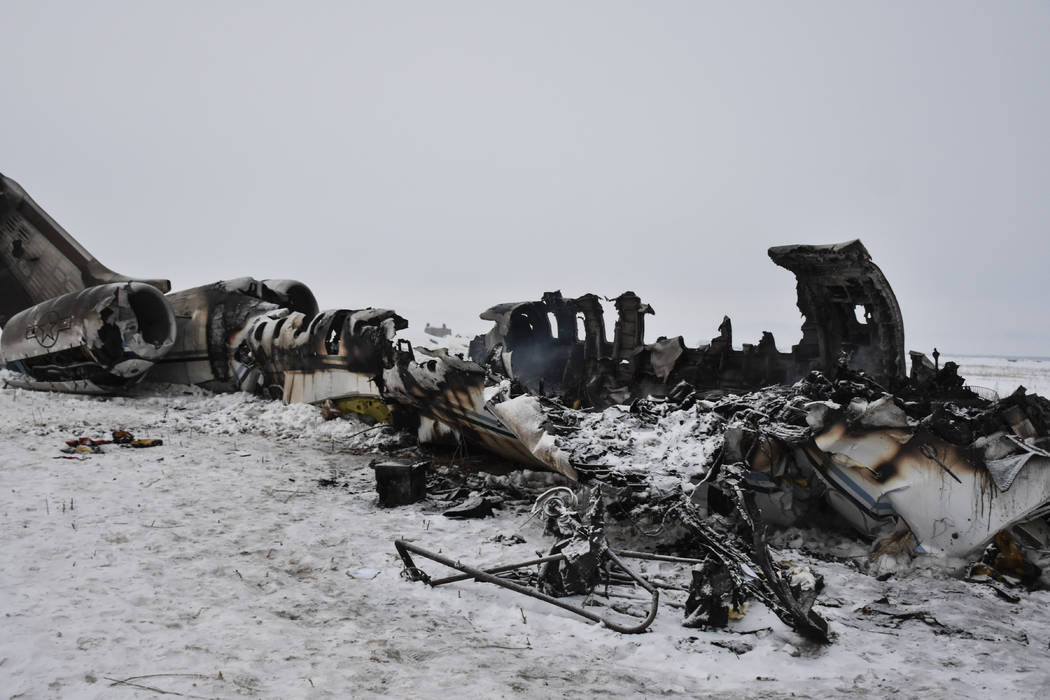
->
[{"left": 333, "top": 397, "right": 391, "bottom": 423}]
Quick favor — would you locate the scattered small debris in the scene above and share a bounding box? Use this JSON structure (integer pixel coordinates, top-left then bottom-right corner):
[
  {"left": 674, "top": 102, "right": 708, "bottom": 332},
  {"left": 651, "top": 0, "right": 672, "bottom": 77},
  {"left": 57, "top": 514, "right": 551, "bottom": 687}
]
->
[
  {"left": 712, "top": 639, "right": 754, "bottom": 655},
  {"left": 59, "top": 431, "right": 161, "bottom": 455}
]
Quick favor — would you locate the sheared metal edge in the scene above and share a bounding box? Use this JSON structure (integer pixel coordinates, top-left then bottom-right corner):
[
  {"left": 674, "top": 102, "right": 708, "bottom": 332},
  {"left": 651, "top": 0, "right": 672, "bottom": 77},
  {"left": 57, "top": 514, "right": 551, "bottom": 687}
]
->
[{"left": 487, "top": 394, "right": 578, "bottom": 481}]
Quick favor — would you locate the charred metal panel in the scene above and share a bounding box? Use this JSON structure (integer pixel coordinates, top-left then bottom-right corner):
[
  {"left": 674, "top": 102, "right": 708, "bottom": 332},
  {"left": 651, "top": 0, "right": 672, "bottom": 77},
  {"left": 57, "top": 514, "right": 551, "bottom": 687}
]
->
[
  {"left": 0, "top": 173, "right": 170, "bottom": 328},
  {"left": 684, "top": 375, "right": 1050, "bottom": 559},
  {"left": 768, "top": 239, "right": 905, "bottom": 385},
  {"left": 804, "top": 395, "right": 1050, "bottom": 557},
  {"left": 1, "top": 282, "right": 175, "bottom": 393}
]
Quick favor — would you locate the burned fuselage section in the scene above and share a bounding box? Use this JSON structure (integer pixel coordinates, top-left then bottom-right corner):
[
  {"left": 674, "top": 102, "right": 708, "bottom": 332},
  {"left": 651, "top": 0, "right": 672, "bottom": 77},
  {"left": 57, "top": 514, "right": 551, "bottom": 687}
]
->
[
  {"left": 468, "top": 291, "right": 648, "bottom": 407},
  {"left": 467, "top": 240, "right": 906, "bottom": 410},
  {"left": 233, "top": 304, "right": 406, "bottom": 416},
  {"left": 2, "top": 274, "right": 406, "bottom": 413},
  {"left": 384, "top": 238, "right": 1050, "bottom": 574},
  {"left": 383, "top": 239, "right": 910, "bottom": 479},
  {"left": 103, "top": 276, "right": 406, "bottom": 414},
  {"left": 383, "top": 240, "right": 911, "bottom": 486},
  {"left": 767, "top": 240, "right": 906, "bottom": 385}
]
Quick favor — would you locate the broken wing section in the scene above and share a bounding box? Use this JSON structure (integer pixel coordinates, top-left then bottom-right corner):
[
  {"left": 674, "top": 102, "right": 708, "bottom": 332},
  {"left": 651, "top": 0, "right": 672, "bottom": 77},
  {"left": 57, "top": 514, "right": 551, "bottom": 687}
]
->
[
  {"left": 768, "top": 240, "right": 905, "bottom": 386},
  {"left": 0, "top": 173, "right": 171, "bottom": 328},
  {"left": 1, "top": 282, "right": 176, "bottom": 393}
]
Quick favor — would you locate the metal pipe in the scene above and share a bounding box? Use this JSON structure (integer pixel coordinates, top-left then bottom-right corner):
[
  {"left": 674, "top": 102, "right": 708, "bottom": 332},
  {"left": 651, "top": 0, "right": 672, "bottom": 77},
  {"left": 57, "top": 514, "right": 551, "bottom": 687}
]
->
[
  {"left": 427, "top": 554, "right": 567, "bottom": 586},
  {"left": 616, "top": 550, "right": 706, "bottom": 566},
  {"left": 394, "top": 540, "right": 659, "bottom": 634}
]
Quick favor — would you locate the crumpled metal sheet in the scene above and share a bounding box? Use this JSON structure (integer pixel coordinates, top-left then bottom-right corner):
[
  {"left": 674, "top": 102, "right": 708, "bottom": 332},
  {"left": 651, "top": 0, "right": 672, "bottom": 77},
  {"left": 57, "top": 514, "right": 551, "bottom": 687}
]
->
[
  {"left": 487, "top": 395, "right": 578, "bottom": 481},
  {"left": 985, "top": 452, "right": 1039, "bottom": 492},
  {"left": 382, "top": 343, "right": 579, "bottom": 479},
  {"left": 647, "top": 336, "right": 685, "bottom": 383},
  {"left": 809, "top": 408, "right": 1050, "bottom": 556}
]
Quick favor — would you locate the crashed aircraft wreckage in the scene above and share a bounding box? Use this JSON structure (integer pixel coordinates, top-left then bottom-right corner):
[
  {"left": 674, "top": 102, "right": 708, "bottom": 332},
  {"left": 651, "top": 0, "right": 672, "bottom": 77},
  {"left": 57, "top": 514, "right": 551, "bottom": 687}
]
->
[
  {"left": 0, "top": 172, "right": 404, "bottom": 415},
  {"left": 466, "top": 239, "right": 904, "bottom": 405},
  {"left": 381, "top": 241, "right": 908, "bottom": 479},
  {"left": 3, "top": 170, "right": 1050, "bottom": 639}
]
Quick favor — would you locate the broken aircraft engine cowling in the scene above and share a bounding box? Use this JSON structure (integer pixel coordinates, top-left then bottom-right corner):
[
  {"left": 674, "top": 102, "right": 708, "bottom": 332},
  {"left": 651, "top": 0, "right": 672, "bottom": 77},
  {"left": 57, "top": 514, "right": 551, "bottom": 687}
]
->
[{"left": 1, "top": 282, "right": 176, "bottom": 393}]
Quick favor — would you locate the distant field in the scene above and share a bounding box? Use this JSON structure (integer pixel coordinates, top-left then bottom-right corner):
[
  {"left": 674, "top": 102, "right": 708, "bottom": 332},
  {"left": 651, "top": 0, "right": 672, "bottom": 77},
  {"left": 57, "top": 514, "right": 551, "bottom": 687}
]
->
[{"left": 943, "top": 355, "right": 1050, "bottom": 399}]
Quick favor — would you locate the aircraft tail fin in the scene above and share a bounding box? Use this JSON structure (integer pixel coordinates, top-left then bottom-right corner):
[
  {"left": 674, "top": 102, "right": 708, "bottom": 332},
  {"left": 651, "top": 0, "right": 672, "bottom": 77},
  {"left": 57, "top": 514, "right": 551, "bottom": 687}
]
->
[{"left": 0, "top": 173, "right": 170, "bottom": 327}]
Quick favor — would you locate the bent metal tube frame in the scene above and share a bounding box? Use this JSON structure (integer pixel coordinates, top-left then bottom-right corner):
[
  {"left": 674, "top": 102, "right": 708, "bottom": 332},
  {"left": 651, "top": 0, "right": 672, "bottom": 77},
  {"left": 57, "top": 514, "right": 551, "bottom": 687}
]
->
[{"left": 393, "top": 539, "right": 663, "bottom": 634}]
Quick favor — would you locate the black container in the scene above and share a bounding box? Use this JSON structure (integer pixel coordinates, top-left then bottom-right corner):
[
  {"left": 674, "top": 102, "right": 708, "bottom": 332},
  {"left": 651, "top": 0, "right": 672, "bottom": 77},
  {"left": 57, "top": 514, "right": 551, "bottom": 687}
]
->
[{"left": 370, "top": 459, "right": 428, "bottom": 507}]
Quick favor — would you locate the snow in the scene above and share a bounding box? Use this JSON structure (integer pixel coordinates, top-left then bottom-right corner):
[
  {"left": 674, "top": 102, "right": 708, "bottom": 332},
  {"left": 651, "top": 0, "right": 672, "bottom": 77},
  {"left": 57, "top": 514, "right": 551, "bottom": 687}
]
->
[
  {"left": 4, "top": 367, "right": 1050, "bottom": 697},
  {"left": 560, "top": 402, "right": 725, "bottom": 491},
  {"left": 946, "top": 355, "right": 1050, "bottom": 399}
]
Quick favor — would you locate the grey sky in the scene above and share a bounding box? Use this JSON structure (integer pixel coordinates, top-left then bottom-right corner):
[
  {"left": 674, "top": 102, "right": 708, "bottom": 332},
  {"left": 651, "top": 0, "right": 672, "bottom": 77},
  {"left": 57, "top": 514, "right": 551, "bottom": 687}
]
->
[{"left": 3, "top": 1, "right": 1048, "bottom": 355}]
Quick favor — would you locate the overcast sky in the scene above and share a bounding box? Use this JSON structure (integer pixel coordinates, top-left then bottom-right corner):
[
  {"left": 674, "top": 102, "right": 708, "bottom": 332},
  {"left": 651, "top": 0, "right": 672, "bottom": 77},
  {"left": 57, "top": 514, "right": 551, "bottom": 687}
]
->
[{"left": 3, "top": 1, "right": 1048, "bottom": 356}]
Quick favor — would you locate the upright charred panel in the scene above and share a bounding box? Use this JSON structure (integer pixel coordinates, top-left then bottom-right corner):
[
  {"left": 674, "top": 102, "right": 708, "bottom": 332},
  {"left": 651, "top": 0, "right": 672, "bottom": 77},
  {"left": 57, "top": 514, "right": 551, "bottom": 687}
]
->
[{"left": 768, "top": 240, "right": 906, "bottom": 386}]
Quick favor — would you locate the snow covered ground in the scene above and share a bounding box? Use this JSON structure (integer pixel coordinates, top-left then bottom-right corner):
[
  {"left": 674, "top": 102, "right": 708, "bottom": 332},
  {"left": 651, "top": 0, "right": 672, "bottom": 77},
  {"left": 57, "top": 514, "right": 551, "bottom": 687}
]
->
[
  {"left": 945, "top": 355, "right": 1050, "bottom": 399},
  {"left": 4, "top": 364, "right": 1050, "bottom": 699}
]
